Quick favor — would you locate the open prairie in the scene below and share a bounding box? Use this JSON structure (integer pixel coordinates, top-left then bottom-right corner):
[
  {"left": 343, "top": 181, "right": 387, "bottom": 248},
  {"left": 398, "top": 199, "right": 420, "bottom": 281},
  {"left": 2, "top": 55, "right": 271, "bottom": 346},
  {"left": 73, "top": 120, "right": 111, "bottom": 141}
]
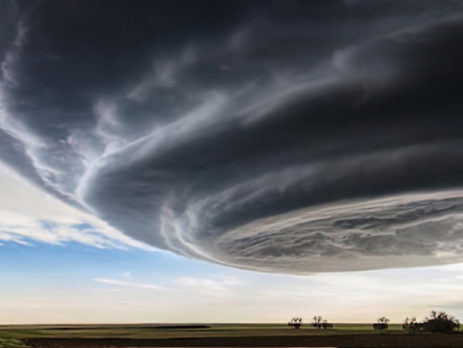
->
[{"left": 2, "top": 324, "right": 463, "bottom": 348}]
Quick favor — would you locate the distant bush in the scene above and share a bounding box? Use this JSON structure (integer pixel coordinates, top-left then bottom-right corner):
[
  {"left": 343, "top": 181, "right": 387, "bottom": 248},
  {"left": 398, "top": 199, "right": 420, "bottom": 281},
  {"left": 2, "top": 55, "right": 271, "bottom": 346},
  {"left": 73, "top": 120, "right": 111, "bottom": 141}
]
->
[
  {"left": 321, "top": 320, "right": 333, "bottom": 329},
  {"left": 403, "top": 311, "right": 460, "bottom": 333},
  {"left": 288, "top": 317, "right": 303, "bottom": 329},
  {"left": 403, "top": 317, "right": 423, "bottom": 332},
  {"left": 423, "top": 311, "right": 460, "bottom": 333},
  {"left": 312, "top": 316, "right": 333, "bottom": 329},
  {"left": 373, "top": 316, "right": 390, "bottom": 330}
]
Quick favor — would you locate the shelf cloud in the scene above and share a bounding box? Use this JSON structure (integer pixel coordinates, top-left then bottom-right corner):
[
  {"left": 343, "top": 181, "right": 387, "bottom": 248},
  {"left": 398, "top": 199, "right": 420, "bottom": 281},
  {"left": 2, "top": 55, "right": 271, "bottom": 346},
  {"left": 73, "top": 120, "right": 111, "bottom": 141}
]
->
[{"left": 1, "top": 0, "right": 463, "bottom": 273}]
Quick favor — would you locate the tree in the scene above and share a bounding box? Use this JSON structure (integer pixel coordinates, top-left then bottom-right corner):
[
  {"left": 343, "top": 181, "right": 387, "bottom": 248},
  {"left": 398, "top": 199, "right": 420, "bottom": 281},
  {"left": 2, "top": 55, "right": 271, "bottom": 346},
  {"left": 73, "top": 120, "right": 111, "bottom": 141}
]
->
[
  {"left": 373, "top": 316, "right": 390, "bottom": 330},
  {"left": 311, "top": 316, "right": 333, "bottom": 329},
  {"left": 403, "top": 317, "right": 422, "bottom": 332},
  {"left": 288, "top": 317, "right": 303, "bottom": 329},
  {"left": 422, "top": 311, "right": 460, "bottom": 333},
  {"left": 313, "top": 316, "right": 323, "bottom": 329},
  {"left": 402, "top": 311, "right": 460, "bottom": 333}
]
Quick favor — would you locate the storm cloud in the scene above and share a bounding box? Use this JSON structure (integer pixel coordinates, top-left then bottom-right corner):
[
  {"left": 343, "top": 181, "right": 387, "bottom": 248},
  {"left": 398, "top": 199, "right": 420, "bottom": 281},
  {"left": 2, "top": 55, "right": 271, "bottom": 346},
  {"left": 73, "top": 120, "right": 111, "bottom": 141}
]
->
[{"left": 1, "top": 0, "right": 463, "bottom": 273}]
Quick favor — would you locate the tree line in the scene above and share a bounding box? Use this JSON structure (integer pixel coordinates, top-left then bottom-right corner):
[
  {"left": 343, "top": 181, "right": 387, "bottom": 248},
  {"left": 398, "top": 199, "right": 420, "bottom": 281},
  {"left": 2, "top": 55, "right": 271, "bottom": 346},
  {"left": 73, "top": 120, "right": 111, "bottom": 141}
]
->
[{"left": 288, "top": 311, "right": 460, "bottom": 333}]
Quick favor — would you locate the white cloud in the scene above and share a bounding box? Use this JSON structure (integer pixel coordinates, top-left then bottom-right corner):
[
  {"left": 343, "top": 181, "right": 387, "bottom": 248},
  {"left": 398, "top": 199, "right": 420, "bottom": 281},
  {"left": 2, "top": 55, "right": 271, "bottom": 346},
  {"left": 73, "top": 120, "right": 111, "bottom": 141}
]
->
[
  {"left": 94, "top": 278, "right": 165, "bottom": 291},
  {"left": 175, "top": 276, "right": 240, "bottom": 295},
  {"left": 0, "top": 163, "right": 152, "bottom": 250}
]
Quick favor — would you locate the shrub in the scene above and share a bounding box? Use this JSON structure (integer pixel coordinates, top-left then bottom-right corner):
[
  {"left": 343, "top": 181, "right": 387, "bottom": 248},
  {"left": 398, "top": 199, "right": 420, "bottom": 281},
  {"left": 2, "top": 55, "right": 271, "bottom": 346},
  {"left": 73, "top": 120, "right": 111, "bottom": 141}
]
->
[
  {"left": 288, "top": 317, "right": 303, "bottom": 329},
  {"left": 373, "top": 316, "right": 390, "bottom": 330},
  {"left": 403, "top": 311, "right": 460, "bottom": 333},
  {"left": 321, "top": 320, "right": 334, "bottom": 329},
  {"left": 312, "top": 316, "right": 333, "bottom": 329},
  {"left": 422, "top": 311, "right": 460, "bottom": 333},
  {"left": 403, "top": 317, "right": 423, "bottom": 332}
]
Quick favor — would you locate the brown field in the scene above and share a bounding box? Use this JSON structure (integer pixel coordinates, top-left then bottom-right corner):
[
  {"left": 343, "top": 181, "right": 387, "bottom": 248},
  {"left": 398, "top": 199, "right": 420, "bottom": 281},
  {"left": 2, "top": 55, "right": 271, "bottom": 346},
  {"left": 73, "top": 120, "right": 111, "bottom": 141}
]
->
[{"left": 2, "top": 324, "right": 463, "bottom": 348}]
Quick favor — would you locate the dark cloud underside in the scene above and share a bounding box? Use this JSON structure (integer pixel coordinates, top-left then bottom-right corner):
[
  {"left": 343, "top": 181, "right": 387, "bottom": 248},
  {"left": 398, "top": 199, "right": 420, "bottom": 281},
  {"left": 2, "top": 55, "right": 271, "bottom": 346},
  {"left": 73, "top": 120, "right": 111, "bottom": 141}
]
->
[{"left": 1, "top": 0, "right": 463, "bottom": 273}]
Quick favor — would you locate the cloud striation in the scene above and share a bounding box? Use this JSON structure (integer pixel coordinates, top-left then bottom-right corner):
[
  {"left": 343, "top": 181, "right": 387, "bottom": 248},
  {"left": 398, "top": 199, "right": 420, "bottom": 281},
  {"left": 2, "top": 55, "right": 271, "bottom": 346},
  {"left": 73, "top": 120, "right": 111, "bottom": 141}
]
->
[{"left": 1, "top": 0, "right": 463, "bottom": 273}]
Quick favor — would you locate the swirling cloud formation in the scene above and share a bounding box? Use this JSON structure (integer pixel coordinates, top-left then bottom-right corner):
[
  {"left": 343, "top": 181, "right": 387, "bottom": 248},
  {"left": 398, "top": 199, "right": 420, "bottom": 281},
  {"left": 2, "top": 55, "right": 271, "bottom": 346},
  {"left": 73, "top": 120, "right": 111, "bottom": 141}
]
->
[{"left": 1, "top": 0, "right": 463, "bottom": 273}]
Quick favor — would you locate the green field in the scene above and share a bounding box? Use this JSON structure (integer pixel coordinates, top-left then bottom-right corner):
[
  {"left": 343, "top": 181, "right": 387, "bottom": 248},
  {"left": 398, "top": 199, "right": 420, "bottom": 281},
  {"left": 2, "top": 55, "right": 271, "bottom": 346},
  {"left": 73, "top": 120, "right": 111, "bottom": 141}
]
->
[
  {"left": 0, "top": 323, "right": 415, "bottom": 339},
  {"left": 0, "top": 338, "right": 29, "bottom": 348},
  {"left": 2, "top": 324, "right": 463, "bottom": 348}
]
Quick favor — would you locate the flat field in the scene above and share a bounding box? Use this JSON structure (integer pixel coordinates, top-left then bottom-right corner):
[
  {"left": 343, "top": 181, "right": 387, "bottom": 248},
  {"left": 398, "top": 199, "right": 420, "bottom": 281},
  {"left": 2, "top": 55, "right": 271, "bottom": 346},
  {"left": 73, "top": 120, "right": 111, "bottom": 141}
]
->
[
  {"left": 1, "top": 323, "right": 463, "bottom": 348},
  {"left": 0, "top": 323, "right": 406, "bottom": 339}
]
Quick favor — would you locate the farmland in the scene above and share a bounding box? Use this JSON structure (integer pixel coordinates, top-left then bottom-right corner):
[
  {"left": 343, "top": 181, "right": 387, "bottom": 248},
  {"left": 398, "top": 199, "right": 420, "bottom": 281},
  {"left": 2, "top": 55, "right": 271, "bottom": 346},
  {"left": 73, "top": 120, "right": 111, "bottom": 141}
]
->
[{"left": 1, "top": 323, "right": 463, "bottom": 348}]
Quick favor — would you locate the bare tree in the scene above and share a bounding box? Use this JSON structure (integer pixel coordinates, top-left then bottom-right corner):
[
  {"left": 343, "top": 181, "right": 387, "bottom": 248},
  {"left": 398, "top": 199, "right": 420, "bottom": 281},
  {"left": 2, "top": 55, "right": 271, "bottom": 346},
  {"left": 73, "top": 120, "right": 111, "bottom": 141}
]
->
[
  {"left": 288, "top": 317, "right": 303, "bottom": 329},
  {"left": 313, "top": 316, "right": 323, "bottom": 329},
  {"left": 373, "top": 316, "right": 390, "bottom": 330},
  {"left": 403, "top": 317, "right": 422, "bottom": 332}
]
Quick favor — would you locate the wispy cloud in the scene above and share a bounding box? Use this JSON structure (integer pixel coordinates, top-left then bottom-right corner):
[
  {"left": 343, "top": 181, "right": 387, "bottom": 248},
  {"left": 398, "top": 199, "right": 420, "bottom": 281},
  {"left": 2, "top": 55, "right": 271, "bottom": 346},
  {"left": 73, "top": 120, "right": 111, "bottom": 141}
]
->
[
  {"left": 0, "top": 164, "right": 153, "bottom": 250},
  {"left": 175, "top": 276, "right": 240, "bottom": 295},
  {"left": 94, "top": 278, "right": 165, "bottom": 291}
]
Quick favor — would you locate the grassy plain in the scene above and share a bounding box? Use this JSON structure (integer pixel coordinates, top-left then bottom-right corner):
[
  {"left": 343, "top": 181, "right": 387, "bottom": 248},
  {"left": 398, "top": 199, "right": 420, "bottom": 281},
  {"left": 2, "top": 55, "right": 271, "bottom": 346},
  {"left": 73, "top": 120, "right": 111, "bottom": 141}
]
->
[
  {"left": 1, "top": 323, "right": 463, "bottom": 348},
  {"left": 0, "top": 323, "right": 407, "bottom": 339}
]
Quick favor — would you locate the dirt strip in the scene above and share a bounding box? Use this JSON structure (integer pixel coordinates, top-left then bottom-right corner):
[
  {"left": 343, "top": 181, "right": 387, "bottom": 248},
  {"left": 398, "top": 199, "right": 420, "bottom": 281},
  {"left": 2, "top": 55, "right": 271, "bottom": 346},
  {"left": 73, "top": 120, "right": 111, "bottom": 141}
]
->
[{"left": 26, "top": 333, "right": 463, "bottom": 348}]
